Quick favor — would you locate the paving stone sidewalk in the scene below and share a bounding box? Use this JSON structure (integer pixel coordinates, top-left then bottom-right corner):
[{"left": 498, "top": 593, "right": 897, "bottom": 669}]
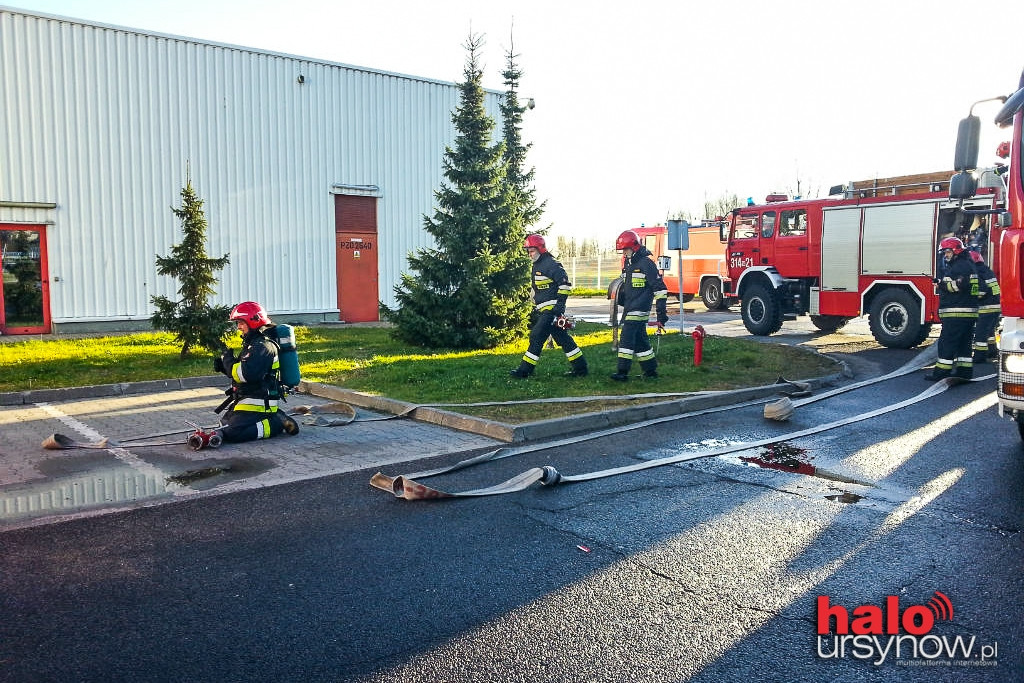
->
[{"left": 0, "top": 384, "right": 501, "bottom": 530}]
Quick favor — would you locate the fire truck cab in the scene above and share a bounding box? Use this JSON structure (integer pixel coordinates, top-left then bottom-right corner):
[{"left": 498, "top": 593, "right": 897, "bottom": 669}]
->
[
  {"left": 952, "top": 67, "right": 1024, "bottom": 438},
  {"left": 726, "top": 187, "right": 1000, "bottom": 347}
]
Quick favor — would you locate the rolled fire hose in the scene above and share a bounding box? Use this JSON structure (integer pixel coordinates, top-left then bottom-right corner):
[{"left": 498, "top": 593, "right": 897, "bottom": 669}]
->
[{"left": 371, "top": 367, "right": 995, "bottom": 500}]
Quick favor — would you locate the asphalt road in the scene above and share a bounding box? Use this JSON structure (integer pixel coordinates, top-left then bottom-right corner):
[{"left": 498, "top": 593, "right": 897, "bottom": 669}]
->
[{"left": 0, "top": 306, "right": 1020, "bottom": 682}]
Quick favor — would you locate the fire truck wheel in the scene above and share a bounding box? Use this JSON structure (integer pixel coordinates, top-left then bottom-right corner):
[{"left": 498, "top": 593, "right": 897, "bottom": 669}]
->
[
  {"left": 809, "top": 315, "right": 849, "bottom": 333},
  {"left": 868, "top": 288, "right": 924, "bottom": 348},
  {"left": 700, "top": 279, "right": 728, "bottom": 311},
  {"left": 910, "top": 323, "right": 933, "bottom": 348},
  {"left": 741, "top": 282, "right": 784, "bottom": 336}
]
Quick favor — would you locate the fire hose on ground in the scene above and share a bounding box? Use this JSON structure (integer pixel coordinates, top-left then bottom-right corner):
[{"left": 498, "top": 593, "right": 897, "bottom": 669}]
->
[{"left": 370, "top": 345, "right": 994, "bottom": 500}]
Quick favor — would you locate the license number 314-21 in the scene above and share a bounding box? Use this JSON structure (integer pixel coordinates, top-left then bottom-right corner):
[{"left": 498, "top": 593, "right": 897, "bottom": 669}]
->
[{"left": 730, "top": 256, "right": 753, "bottom": 269}]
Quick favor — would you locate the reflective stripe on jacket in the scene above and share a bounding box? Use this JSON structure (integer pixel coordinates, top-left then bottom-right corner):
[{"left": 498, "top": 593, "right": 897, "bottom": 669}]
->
[
  {"left": 228, "top": 328, "right": 282, "bottom": 413},
  {"left": 619, "top": 246, "right": 669, "bottom": 324},
  {"left": 938, "top": 252, "right": 979, "bottom": 318},
  {"left": 531, "top": 252, "right": 572, "bottom": 314}
]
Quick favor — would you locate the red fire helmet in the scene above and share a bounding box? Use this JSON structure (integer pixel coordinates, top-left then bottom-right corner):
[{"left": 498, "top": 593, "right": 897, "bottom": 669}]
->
[
  {"left": 615, "top": 230, "right": 641, "bottom": 251},
  {"left": 523, "top": 234, "right": 547, "bottom": 253},
  {"left": 230, "top": 301, "right": 271, "bottom": 330},
  {"left": 939, "top": 237, "right": 965, "bottom": 255}
]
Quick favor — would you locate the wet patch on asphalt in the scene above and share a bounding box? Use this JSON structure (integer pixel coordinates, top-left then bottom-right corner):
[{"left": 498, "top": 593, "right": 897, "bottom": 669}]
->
[{"left": 1, "top": 452, "right": 275, "bottom": 525}]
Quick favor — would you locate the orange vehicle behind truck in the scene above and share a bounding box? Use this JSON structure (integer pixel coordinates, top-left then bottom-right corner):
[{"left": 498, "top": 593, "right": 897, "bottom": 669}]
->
[{"left": 630, "top": 220, "right": 735, "bottom": 309}]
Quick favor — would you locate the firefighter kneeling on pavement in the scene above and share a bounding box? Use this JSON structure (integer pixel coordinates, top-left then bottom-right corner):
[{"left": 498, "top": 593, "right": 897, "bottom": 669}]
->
[
  {"left": 969, "top": 250, "right": 1000, "bottom": 364},
  {"left": 510, "top": 234, "right": 588, "bottom": 378},
  {"left": 214, "top": 301, "right": 300, "bottom": 441},
  {"left": 612, "top": 229, "right": 669, "bottom": 381},
  {"left": 926, "top": 238, "right": 979, "bottom": 381}
]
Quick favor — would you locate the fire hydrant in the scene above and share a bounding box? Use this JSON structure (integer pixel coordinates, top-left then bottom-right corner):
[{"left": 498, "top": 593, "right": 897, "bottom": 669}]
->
[{"left": 691, "top": 325, "right": 706, "bottom": 366}]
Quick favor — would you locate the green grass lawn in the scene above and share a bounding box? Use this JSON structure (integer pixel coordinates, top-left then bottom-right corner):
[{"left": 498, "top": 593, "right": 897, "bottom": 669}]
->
[{"left": 0, "top": 324, "right": 838, "bottom": 422}]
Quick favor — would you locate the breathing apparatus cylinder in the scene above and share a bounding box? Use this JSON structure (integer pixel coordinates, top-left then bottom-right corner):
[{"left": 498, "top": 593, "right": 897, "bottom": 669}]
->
[{"left": 274, "top": 324, "right": 302, "bottom": 389}]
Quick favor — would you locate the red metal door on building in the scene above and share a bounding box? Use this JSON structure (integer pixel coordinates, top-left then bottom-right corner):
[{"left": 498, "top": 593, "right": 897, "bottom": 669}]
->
[
  {"left": 334, "top": 195, "right": 379, "bottom": 322},
  {"left": 0, "top": 224, "right": 51, "bottom": 334}
]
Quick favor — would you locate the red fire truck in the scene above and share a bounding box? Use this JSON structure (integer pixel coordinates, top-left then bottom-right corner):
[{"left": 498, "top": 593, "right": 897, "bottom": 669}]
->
[
  {"left": 725, "top": 179, "right": 1001, "bottom": 348},
  {"left": 630, "top": 220, "right": 736, "bottom": 309},
  {"left": 951, "top": 67, "right": 1024, "bottom": 437}
]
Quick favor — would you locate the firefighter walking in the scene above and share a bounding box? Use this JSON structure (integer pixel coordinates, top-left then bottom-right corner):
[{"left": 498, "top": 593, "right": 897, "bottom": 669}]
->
[
  {"left": 970, "top": 250, "right": 1001, "bottom": 364},
  {"left": 611, "top": 229, "right": 669, "bottom": 381},
  {"left": 509, "top": 234, "right": 588, "bottom": 379},
  {"left": 926, "top": 238, "right": 979, "bottom": 381}
]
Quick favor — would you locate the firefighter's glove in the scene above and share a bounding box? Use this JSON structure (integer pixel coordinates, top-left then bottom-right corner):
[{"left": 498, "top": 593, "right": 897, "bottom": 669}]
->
[
  {"left": 554, "top": 314, "right": 575, "bottom": 331},
  {"left": 655, "top": 321, "right": 666, "bottom": 335},
  {"left": 217, "top": 349, "right": 235, "bottom": 375}
]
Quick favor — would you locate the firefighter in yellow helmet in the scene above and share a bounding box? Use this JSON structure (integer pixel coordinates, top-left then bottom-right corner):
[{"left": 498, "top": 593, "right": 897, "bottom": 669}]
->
[{"left": 213, "top": 301, "right": 300, "bottom": 441}]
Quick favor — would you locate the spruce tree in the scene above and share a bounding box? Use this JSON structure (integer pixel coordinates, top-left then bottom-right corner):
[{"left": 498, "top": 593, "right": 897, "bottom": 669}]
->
[
  {"left": 382, "top": 35, "right": 528, "bottom": 349},
  {"left": 500, "top": 42, "right": 546, "bottom": 232},
  {"left": 150, "top": 172, "right": 232, "bottom": 357},
  {"left": 498, "top": 42, "right": 546, "bottom": 334}
]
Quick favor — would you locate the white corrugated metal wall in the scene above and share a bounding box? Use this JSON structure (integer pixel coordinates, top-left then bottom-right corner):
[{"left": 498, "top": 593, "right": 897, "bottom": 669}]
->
[{"left": 0, "top": 7, "right": 502, "bottom": 326}]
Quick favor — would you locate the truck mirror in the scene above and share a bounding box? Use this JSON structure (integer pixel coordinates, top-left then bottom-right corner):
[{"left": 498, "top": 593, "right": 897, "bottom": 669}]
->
[
  {"left": 999, "top": 211, "right": 1013, "bottom": 228},
  {"left": 954, "top": 115, "right": 980, "bottom": 171},
  {"left": 948, "top": 171, "right": 977, "bottom": 200},
  {"left": 995, "top": 85, "right": 1024, "bottom": 127}
]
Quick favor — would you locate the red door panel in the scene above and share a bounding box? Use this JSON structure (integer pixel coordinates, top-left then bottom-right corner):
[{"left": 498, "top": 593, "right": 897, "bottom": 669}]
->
[
  {"left": 0, "top": 224, "right": 51, "bottom": 334},
  {"left": 335, "top": 232, "right": 379, "bottom": 322},
  {"left": 334, "top": 195, "right": 379, "bottom": 322}
]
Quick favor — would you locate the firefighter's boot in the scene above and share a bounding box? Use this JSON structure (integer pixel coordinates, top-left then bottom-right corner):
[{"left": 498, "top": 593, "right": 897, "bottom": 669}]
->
[
  {"left": 279, "top": 411, "right": 300, "bottom": 436},
  {"left": 973, "top": 350, "right": 988, "bottom": 365},
  {"left": 610, "top": 359, "right": 631, "bottom": 382},
  {"left": 509, "top": 362, "right": 534, "bottom": 379},
  {"left": 640, "top": 358, "right": 658, "bottom": 379},
  {"left": 565, "top": 356, "right": 588, "bottom": 377},
  {"left": 924, "top": 367, "right": 951, "bottom": 382},
  {"left": 952, "top": 365, "right": 974, "bottom": 382}
]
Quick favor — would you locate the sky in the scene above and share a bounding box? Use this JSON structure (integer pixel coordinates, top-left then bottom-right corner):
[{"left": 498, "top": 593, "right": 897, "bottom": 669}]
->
[{"left": 7, "top": 0, "right": 1024, "bottom": 244}]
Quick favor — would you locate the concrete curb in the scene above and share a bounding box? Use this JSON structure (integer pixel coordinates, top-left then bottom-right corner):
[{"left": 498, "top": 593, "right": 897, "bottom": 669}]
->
[
  {"left": 299, "top": 382, "right": 516, "bottom": 441},
  {"left": 299, "top": 373, "right": 844, "bottom": 443},
  {"left": 0, "top": 375, "right": 225, "bottom": 406}
]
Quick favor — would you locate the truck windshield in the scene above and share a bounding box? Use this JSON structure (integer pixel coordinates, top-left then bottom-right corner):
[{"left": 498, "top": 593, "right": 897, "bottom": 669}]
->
[{"left": 733, "top": 214, "right": 758, "bottom": 239}]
